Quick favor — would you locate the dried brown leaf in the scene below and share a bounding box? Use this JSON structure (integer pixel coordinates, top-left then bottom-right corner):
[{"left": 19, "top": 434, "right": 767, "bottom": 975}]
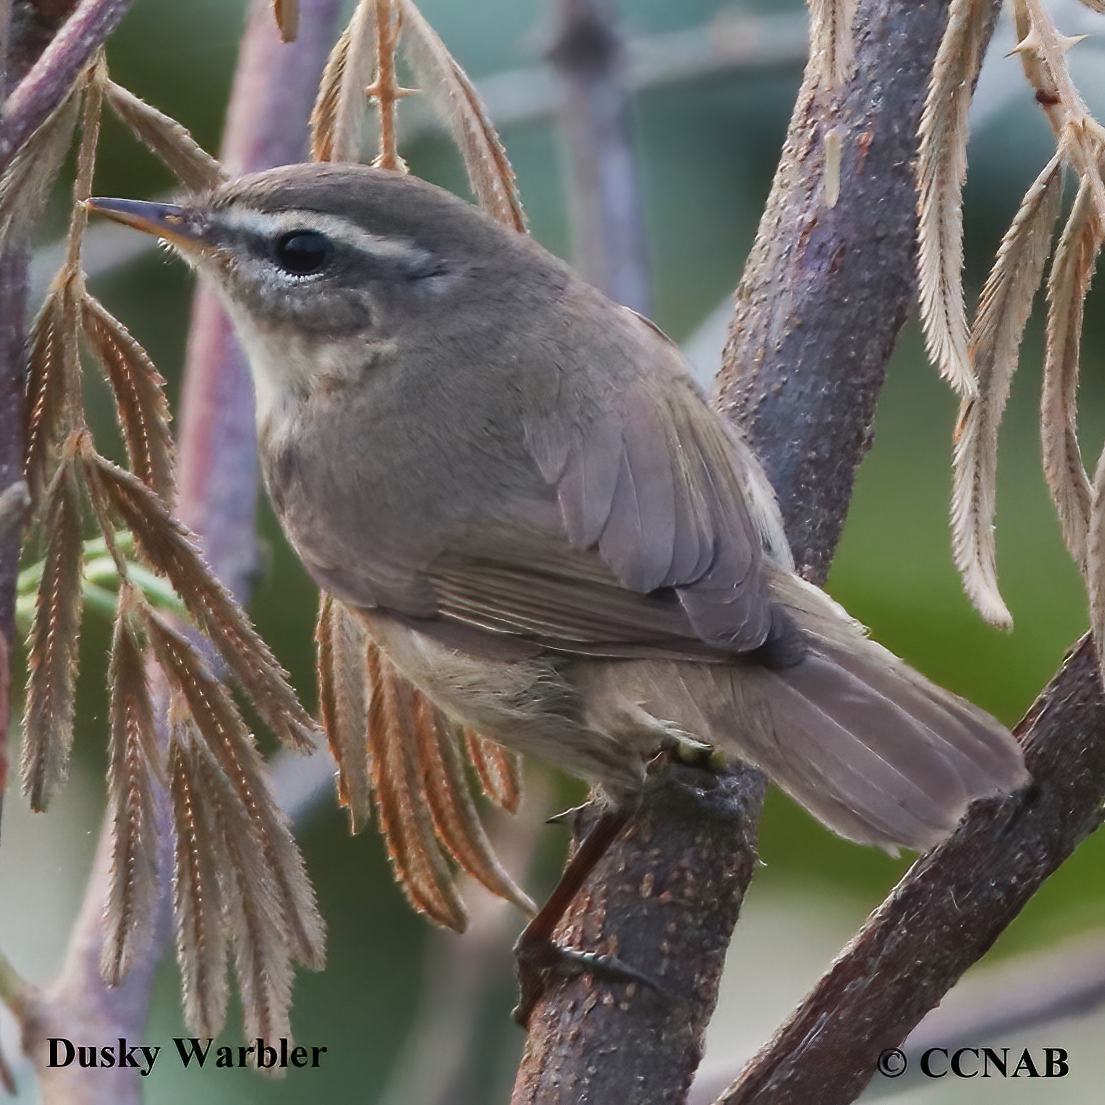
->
[
  {"left": 917, "top": 0, "right": 989, "bottom": 395},
  {"left": 81, "top": 293, "right": 175, "bottom": 503},
  {"left": 23, "top": 279, "right": 82, "bottom": 505},
  {"left": 21, "top": 459, "right": 85, "bottom": 810},
  {"left": 146, "top": 610, "right": 325, "bottom": 972},
  {"left": 414, "top": 700, "right": 534, "bottom": 914},
  {"left": 103, "top": 80, "right": 226, "bottom": 192},
  {"left": 272, "top": 0, "right": 299, "bottom": 43},
  {"left": 808, "top": 0, "right": 857, "bottom": 89},
  {"left": 1089, "top": 445, "right": 1105, "bottom": 688},
  {"left": 316, "top": 593, "right": 373, "bottom": 833},
  {"left": 465, "top": 730, "right": 523, "bottom": 814},
  {"left": 101, "top": 587, "right": 164, "bottom": 986},
  {"left": 215, "top": 779, "right": 297, "bottom": 1046},
  {"left": 61, "top": 53, "right": 106, "bottom": 275},
  {"left": 174, "top": 709, "right": 296, "bottom": 1045},
  {"left": 367, "top": 644, "right": 467, "bottom": 931},
  {"left": 83, "top": 452, "right": 319, "bottom": 751},
  {"left": 398, "top": 0, "right": 526, "bottom": 231},
  {"left": 952, "top": 152, "right": 1063, "bottom": 627},
  {"left": 169, "top": 700, "right": 295, "bottom": 1043},
  {"left": 1043, "top": 176, "right": 1102, "bottom": 568},
  {"left": 309, "top": 0, "right": 377, "bottom": 163},
  {"left": 0, "top": 87, "right": 79, "bottom": 253},
  {"left": 168, "top": 724, "right": 230, "bottom": 1038}
]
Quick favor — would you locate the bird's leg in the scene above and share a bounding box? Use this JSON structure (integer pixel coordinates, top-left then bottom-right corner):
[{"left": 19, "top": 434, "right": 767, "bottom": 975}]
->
[
  {"left": 511, "top": 746, "right": 715, "bottom": 1026},
  {"left": 512, "top": 799, "right": 671, "bottom": 1026}
]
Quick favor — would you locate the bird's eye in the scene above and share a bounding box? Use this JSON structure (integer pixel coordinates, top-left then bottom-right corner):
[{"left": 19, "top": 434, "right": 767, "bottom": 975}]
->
[{"left": 273, "top": 229, "right": 331, "bottom": 276}]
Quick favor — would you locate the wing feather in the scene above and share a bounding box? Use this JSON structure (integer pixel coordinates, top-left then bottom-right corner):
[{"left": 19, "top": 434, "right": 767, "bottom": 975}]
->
[{"left": 419, "top": 378, "right": 778, "bottom": 657}]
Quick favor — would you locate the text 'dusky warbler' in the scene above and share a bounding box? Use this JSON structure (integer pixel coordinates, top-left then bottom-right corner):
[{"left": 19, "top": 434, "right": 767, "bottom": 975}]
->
[{"left": 90, "top": 164, "right": 1028, "bottom": 852}]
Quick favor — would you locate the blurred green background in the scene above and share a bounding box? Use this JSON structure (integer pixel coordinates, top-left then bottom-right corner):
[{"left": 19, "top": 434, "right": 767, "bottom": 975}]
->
[{"left": 3, "top": 1, "right": 1104, "bottom": 1102}]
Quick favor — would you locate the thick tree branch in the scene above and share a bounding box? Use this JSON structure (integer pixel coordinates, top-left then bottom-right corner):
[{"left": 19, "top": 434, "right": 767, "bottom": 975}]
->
[
  {"left": 513, "top": 763, "right": 766, "bottom": 1105},
  {"left": 516, "top": 2, "right": 1010, "bottom": 1103}
]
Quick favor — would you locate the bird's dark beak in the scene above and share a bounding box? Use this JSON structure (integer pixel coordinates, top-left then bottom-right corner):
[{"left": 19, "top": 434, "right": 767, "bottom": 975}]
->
[{"left": 87, "top": 197, "right": 207, "bottom": 255}]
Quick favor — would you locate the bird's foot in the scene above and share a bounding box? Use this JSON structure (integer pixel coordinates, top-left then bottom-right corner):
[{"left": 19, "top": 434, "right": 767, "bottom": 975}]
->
[{"left": 512, "top": 937, "right": 667, "bottom": 1026}]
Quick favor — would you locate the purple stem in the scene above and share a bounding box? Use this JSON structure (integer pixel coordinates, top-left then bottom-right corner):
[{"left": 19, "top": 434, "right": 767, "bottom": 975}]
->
[{"left": 0, "top": 0, "right": 132, "bottom": 172}]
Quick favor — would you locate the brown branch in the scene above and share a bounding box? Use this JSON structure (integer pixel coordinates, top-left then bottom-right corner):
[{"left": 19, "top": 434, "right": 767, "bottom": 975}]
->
[
  {"left": 547, "top": 0, "right": 651, "bottom": 313},
  {"left": 719, "top": 0, "right": 1000, "bottom": 586},
  {"left": 513, "top": 763, "right": 766, "bottom": 1105},
  {"left": 516, "top": 2, "right": 1009, "bottom": 1103},
  {"left": 693, "top": 0, "right": 1105, "bottom": 1099}
]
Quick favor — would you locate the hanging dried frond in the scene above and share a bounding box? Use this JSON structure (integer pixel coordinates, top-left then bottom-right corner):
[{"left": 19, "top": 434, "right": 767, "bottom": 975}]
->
[
  {"left": 272, "top": 0, "right": 299, "bottom": 43},
  {"left": 168, "top": 722, "right": 230, "bottom": 1038},
  {"left": 83, "top": 452, "right": 319, "bottom": 752},
  {"left": 21, "top": 458, "right": 85, "bottom": 811},
  {"left": 23, "top": 279, "right": 82, "bottom": 505},
  {"left": 103, "top": 80, "right": 226, "bottom": 192},
  {"left": 101, "top": 586, "right": 164, "bottom": 986},
  {"left": 63, "top": 52, "right": 107, "bottom": 271},
  {"left": 807, "top": 0, "right": 857, "bottom": 89},
  {"left": 309, "top": 0, "right": 378, "bottom": 163},
  {"left": 169, "top": 697, "right": 299, "bottom": 1042},
  {"left": 316, "top": 593, "right": 373, "bottom": 833},
  {"left": 367, "top": 644, "right": 468, "bottom": 931},
  {"left": 916, "top": 0, "right": 990, "bottom": 395},
  {"left": 0, "top": 88, "right": 80, "bottom": 253},
  {"left": 1089, "top": 447, "right": 1105, "bottom": 687},
  {"left": 1042, "top": 177, "right": 1102, "bottom": 569},
  {"left": 81, "top": 294, "right": 175, "bottom": 503},
  {"left": 216, "top": 765, "right": 298, "bottom": 1045},
  {"left": 465, "top": 730, "right": 523, "bottom": 814},
  {"left": 413, "top": 697, "right": 534, "bottom": 914},
  {"left": 146, "top": 609, "right": 325, "bottom": 973},
  {"left": 952, "top": 153, "right": 1063, "bottom": 627},
  {"left": 398, "top": 0, "right": 526, "bottom": 231}
]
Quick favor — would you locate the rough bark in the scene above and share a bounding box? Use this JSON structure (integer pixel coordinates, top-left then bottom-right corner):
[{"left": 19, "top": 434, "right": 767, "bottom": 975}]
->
[
  {"left": 719, "top": 0, "right": 999, "bottom": 587},
  {"left": 513, "top": 764, "right": 766, "bottom": 1105},
  {"left": 514, "top": 3, "right": 1017, "bottom": 1104}
]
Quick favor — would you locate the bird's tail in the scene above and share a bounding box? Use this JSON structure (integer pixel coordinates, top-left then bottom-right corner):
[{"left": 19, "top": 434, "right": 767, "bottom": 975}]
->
[{"left": 714, "top": 574, "right": 1029, "bottom": 851}]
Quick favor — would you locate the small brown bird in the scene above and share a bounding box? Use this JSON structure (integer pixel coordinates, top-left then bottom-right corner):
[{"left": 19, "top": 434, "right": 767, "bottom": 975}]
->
[{"left": 90, "top": 164, "right": 1027, "bottom": 853}]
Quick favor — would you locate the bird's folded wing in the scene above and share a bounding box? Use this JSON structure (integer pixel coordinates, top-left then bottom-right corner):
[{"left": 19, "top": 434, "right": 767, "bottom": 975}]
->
[{"left": 415, "top": 381, "right": 785, "bottom": 659}]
